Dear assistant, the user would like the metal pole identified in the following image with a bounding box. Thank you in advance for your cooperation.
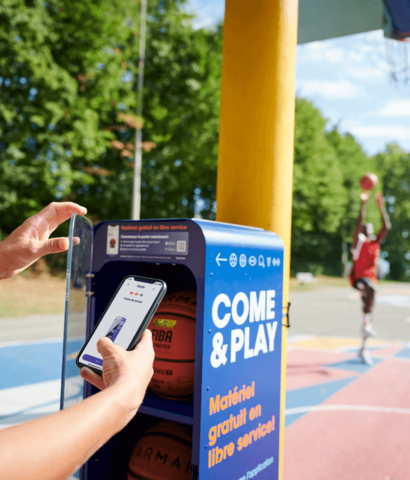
[132,0,147,220]
[215,0,299,476]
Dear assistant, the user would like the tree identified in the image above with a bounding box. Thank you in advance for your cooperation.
[0,0,222,239]
[291,98,347,275]
[80,1,223,221]
[1,1,408,280]
[291,98,393,277]
[376,144,410,280]
[0,0,143,239]
[326,127,381,241]
[140,3,222,219]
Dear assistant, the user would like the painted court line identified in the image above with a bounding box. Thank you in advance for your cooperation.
[0,337,83,348]
[0,337,63,348]
[285,404,410,416]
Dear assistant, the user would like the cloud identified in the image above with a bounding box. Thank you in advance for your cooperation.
[348,66,386,79]
[187,0,224,29]
[376,100,410,117]
[300,79,362,99]
[348,125,410,139]
[301,43,345,62]
[298,30,389,76]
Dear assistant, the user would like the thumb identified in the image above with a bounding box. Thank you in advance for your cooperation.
[97,336,118,358]
[134,329,153,351]
[131,329,155,360]
[39,237,69,256]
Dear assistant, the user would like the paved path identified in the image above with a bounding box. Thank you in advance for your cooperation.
[0,314,64,344]
[289,283,410,340]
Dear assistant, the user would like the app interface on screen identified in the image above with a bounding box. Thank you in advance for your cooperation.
[80,278,163,369]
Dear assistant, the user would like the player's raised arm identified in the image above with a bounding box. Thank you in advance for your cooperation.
[375,192,391,243]
[352,192,369,250]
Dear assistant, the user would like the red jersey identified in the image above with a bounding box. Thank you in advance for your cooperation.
[350,235,380,285]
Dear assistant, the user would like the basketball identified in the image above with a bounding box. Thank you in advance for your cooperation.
[359,173,378,191]
[148,291,196,400]
[128,421,192,480]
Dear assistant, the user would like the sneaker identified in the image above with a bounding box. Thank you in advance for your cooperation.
[362,324,377,338]
[359,348,373,365]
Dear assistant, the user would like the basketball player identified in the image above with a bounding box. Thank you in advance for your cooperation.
[0,202,155,480]
[350,191,391,365]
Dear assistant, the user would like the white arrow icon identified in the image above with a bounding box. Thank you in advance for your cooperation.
[216,253,227,266]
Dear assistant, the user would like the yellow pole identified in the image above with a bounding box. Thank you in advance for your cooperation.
[215,0,298,477]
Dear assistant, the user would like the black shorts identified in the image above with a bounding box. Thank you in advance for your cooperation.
[353,277,377,292]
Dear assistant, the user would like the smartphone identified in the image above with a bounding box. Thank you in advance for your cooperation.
[76,275,167,374]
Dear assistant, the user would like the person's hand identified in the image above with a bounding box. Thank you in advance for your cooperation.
[0,202,87,280]
[80,330,155,420]
[375,191,384,210]
[360,191,369,203]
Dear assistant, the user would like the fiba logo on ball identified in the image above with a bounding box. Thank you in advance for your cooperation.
[148,291,196,400]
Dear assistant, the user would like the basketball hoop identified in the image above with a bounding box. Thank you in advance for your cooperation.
[383,0,410,83]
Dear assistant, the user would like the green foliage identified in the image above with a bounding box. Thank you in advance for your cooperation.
[326,127,381,239]
[140,2,222,219]
[292,99,346,275]
[0,1,409,280]
[0,0,222,236]
[0,0,140,238]
[376,145,410,280]
[291,99,402,278]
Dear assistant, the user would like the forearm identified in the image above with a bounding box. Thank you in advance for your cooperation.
[380,206,391,230]
[0,241,15,280]
[0,386,137,480]
[352,203,367,247]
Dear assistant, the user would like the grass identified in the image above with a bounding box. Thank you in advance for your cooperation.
[0,274,66,318]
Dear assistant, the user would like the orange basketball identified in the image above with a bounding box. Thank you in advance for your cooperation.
[148,291,196,400]
[128,421,192,480]
[359,173,378,191]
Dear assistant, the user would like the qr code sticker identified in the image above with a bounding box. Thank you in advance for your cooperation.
[177,240,186,252]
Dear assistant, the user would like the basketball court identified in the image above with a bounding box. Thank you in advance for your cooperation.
[284,335,410,479]
[0,281,409,478]
[284,282,410,479]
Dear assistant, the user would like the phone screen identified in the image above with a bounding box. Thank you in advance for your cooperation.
[78,277,164,370]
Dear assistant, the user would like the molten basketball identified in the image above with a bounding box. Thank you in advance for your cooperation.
[359,173,378,191]
[128,421,192,480]
[148,291,196,400]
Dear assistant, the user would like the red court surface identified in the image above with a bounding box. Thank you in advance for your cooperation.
[284,337,410,480]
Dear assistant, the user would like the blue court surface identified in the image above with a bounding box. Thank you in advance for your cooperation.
[1,335,409,433]
[0,339,83,428]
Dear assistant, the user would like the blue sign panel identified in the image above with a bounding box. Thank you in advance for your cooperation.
[199,222,284,480]
[67,218,284,480]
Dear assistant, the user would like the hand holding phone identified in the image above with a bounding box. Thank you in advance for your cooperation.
[79,330,156,427]
[76,276,167,374]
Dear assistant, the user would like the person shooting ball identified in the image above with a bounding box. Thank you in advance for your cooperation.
[349,174,391,365]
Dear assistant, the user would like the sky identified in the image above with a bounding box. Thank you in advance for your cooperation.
[186,0,410,155]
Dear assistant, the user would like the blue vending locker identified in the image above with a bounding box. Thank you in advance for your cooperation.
[62,218,284,480]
